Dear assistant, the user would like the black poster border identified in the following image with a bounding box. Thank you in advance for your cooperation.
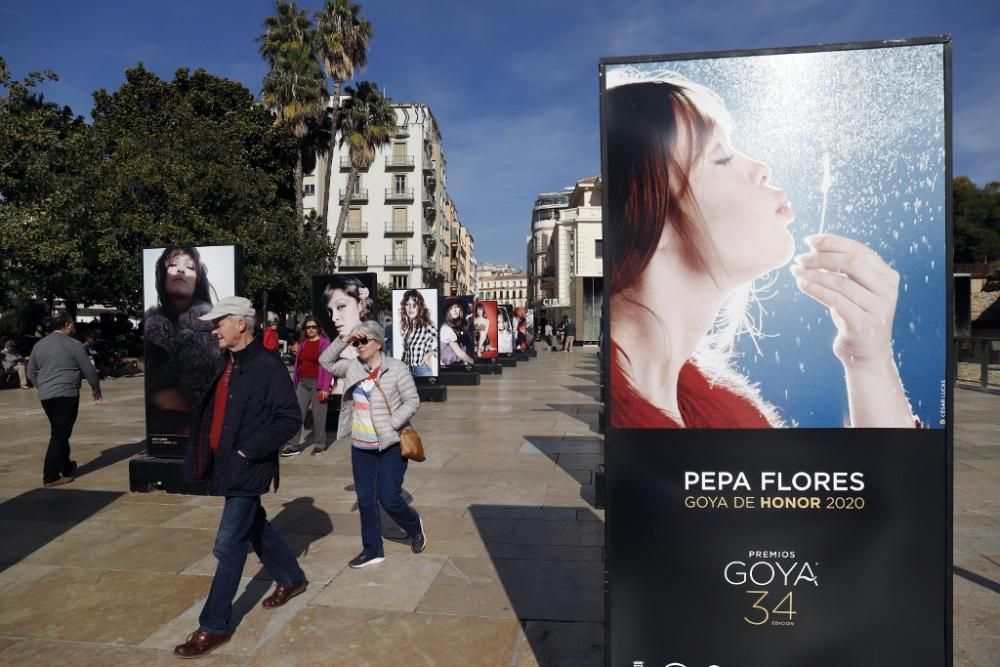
[598,36,954,666]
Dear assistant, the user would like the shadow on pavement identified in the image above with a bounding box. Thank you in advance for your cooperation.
[75,440,146,478]
[953,565,1000,594]
[0,488,124,573]
[543,404,601,434]
[470,504,604,665]
[230,496,331,629]
[563,385,602,402]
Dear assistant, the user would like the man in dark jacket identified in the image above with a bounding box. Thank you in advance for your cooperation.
[174,297,306,659]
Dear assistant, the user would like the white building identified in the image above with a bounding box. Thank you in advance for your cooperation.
[527,177,603,341]
[526,189,571,310]
[305,101,466,291]
[476,272,528,308]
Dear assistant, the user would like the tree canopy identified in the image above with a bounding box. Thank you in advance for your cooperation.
[953,176,1000,264]
[0,58,335,322]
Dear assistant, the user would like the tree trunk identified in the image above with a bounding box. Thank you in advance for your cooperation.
[294,146,304,236]
[321,82,341,232]
[331,167,358,269]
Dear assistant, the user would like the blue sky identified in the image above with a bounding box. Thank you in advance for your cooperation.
[2,0,997,268]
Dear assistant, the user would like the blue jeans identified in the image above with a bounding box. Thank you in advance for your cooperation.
[411,364,433,377]
[351,445,421,558]
[199,496,304,634]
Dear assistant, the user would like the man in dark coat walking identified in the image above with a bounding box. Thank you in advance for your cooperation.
[174,297,305,659]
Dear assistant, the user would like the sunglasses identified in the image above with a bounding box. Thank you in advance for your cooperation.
[351,337,371,347]
[305,325,318,330]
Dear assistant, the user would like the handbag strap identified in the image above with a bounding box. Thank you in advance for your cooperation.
[373,379,393,416]
[372,377,413,435]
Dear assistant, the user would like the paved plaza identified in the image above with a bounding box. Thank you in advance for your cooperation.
[0,348,996,665]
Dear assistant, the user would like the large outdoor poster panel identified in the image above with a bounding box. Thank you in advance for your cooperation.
[601,39,951,666]
[439,295,476,367]
[311,273,377,395]
[142,245,238,457]
[473,300,499,360]
[392,288,439,377]
[497,304,514,354]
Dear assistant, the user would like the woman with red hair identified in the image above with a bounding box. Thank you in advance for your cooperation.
[605,72,915,429]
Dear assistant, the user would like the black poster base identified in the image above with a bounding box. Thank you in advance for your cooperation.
[498,357,517,367]
[417,385,447,402]
[129,455,207,495]
[513,352,530,361]
[473,363,502,375]
[438,373,480,386]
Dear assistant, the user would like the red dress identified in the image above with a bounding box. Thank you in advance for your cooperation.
[610,343,774,429]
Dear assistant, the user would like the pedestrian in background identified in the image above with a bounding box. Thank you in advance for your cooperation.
[2,339,29,388]
[562,316,576,352]
[27,313,102,487]
[262,318,280,356]
[281,315,333,457]
[174,297,305,659]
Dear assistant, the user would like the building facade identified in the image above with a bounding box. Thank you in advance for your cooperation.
[526,189,571,311]
[526,177,603,342]
[304,101,472,292]
[476,272,528,308]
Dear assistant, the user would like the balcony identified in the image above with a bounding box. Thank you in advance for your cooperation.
[342,222,368,236]
[422,221,434,238]
[385,154,414,169]
[339,157,367,170]
[384,254,414,269]
[384,222,415,236]
[339,254,368,269]
[423,206,436,221]
[339,188,368,202]
[422,189,433,205]
[395,124,410,137]
[385,187,414,202]
[422,155,434,172]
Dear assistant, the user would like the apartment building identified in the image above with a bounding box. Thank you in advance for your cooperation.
[476,271,528,308]
[446,196,475,295]
[527,177,604,342]
[526,189,571,310]
[304,101,471,291]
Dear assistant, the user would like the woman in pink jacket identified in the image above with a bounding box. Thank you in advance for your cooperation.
[281,315,334,456]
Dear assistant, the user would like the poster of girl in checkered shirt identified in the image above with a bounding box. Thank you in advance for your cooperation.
[393,288,439,378]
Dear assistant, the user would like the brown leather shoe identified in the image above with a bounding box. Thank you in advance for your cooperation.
[173,628,231,659]
[261,578,307,609]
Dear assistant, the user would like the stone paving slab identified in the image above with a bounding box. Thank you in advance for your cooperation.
[0,348,996,665]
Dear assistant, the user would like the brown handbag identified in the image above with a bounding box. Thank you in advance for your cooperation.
[374,381,426,462]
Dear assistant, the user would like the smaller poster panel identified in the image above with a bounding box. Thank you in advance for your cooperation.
[312,273,378,395]
[498,304,514,355]
[143,244,238,456]
[513,306,533,351]
[439,295,476,367]
[393,288,439,378]
[473,300,499,360]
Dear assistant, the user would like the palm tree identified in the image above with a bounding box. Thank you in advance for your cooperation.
[258,1,328,233]
[314,0,372,228]
[331,81,395,266]
[258,0,311,66]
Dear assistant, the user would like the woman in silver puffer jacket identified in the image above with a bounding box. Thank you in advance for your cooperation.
[320,320,427,569]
